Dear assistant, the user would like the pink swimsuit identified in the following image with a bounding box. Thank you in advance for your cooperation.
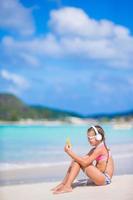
[95,142,111,162]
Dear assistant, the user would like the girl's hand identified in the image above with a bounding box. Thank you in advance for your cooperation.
[64,144,72,153]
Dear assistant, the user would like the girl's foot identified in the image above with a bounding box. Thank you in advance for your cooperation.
[53,185,72,194]
[51,183,64,191]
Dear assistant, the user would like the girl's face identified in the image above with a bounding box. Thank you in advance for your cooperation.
[87,130,99,146]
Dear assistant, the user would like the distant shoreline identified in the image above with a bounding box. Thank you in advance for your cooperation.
[0,117,133,127]
[0,117,99,126]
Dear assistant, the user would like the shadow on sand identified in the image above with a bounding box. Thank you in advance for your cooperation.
[72,178,96,189]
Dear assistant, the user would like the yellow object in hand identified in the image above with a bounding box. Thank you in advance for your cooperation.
[66,137,72,148]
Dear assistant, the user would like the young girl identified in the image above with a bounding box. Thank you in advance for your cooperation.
[51,125,114,194]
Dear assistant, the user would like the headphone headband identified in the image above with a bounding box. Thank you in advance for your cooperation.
[91,126,99,135]
[91,126,102,141]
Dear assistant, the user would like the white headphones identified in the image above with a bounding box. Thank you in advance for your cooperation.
[91,126,102,141]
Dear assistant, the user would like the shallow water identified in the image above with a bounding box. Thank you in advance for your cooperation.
[0,123,133,169]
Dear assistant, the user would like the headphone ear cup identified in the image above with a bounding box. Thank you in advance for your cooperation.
[96,134,102,141]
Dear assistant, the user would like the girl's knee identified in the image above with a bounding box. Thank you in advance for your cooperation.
[71,161,81,168]
[70,160,75,166]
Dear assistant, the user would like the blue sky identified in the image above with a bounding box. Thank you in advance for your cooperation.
[0,0,133,115]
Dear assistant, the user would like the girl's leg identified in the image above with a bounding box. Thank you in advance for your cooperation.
[51,160,76,191]
[54,164,107,194]
[84,165,106,185]
[53,161,81,194]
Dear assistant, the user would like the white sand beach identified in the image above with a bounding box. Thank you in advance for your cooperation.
[0,175,132,200]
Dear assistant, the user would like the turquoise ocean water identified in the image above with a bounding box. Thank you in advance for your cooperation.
[0,123,133,170]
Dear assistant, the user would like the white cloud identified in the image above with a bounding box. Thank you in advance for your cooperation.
[0,69,30,94]
[0,0,35,35]
[1,34,62,63]
[1,6,133,69]
[48,7,133,66]
[49,7,130,39]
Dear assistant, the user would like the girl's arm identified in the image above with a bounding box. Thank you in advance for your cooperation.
[64,145,101,168]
